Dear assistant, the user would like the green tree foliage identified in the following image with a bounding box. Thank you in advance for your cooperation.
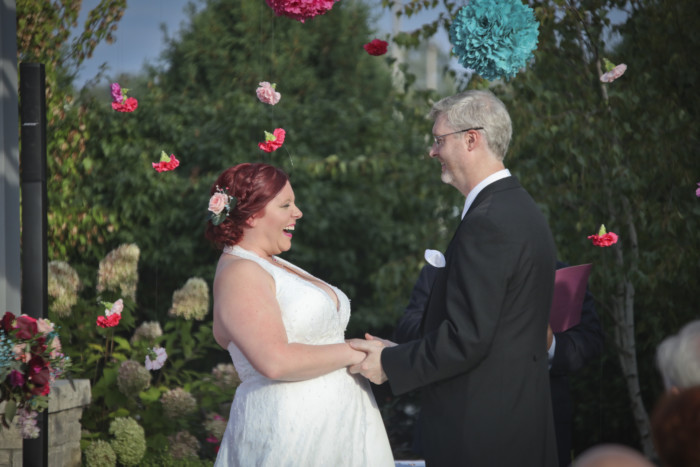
[16,0,127,261]
[507,0,700,456]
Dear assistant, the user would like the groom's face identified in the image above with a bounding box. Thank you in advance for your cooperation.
[429,114,466,187]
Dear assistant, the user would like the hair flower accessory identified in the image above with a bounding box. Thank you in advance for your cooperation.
[152,151,180,173]
[209,186,236,226]
[587,224,619,247]
[363,39,388,56]
[258,128,286,153]
[265,0,338,23]
[256,82,281,105]
[600,58,628,83]
[110,82,138,113]
[449,0,539,81]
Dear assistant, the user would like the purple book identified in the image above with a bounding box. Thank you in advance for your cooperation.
[549,264,593,333]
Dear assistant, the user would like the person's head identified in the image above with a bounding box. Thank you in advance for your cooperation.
[204,163,296,250]
[429,90,512,161]
[572,444,654,467]
[656,320,700,391]
[427,90,512,193]
[651,386,700,467]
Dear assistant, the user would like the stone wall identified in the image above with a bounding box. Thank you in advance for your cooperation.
[0,379,91,467]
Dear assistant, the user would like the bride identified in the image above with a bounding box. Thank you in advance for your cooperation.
[205,163,394,466]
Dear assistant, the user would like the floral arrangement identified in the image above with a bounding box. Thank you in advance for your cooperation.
[449,0,539,81]
[208,186,236,226]
[0,312,70,438]
[256,81,281,105]
[152,150,180,172]
[588,224,619,247]
[111,82,138,113]
[363,39,388,56]
[258,128,286,153]
[600,58,628,83]
[265,0,338,23]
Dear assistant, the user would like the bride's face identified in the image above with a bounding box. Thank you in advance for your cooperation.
[251,181,303,255]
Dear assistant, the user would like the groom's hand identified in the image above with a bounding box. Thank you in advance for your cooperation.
[347,333,395,384]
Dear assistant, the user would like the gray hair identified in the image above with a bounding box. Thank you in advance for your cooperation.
[429,90,513,161]
[656,320,700,390]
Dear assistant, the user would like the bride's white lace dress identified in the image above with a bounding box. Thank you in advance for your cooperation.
[214,245,394,467]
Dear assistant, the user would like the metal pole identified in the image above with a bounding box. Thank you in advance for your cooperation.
[20,62,49,467]
[1,0,22,316]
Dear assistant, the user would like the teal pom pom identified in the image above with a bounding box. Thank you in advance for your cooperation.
[449,0,539,81]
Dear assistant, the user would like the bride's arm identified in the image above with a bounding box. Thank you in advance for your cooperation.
[213,259,366,381]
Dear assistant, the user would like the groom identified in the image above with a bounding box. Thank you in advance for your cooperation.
[350,90,559,466]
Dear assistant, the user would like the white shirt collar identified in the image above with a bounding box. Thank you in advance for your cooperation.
[461,169,511,219]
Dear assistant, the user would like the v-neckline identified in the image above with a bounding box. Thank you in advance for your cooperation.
[225,245,341,313]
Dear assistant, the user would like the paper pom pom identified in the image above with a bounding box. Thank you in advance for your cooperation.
[449,0,539,81]
[265,0,338,23]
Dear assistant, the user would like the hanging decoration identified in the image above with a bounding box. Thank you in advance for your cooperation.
[258,128,286,153]
[449,0,539,81]
[363,39,388,56]
[256,82,282,105]
[600,58,628,83]
[110,82,138,113]
[265,0,338,23]
[152,151,180,173]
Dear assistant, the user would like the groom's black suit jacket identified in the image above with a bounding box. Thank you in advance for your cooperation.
[382,176,559,467]
[395,261,604,467]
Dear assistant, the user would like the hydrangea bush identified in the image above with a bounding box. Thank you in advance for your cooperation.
[49,244,239,463]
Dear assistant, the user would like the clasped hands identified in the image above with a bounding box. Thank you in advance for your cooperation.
[347,333,396,385]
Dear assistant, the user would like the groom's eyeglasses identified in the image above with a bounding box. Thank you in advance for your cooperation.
[433,127,484,147]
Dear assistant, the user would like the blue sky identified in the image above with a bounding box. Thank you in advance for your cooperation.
[73,0,450,87]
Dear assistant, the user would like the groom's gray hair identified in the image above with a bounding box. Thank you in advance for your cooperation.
[429,90,512,161]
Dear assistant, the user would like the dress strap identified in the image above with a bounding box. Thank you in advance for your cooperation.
[222,245,279,277]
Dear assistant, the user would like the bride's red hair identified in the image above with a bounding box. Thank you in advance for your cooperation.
[204,163,289,248]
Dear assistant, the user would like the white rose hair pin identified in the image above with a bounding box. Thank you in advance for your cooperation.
[208,186,237,226]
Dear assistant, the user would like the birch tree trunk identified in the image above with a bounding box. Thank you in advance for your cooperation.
[609,196,656,458]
